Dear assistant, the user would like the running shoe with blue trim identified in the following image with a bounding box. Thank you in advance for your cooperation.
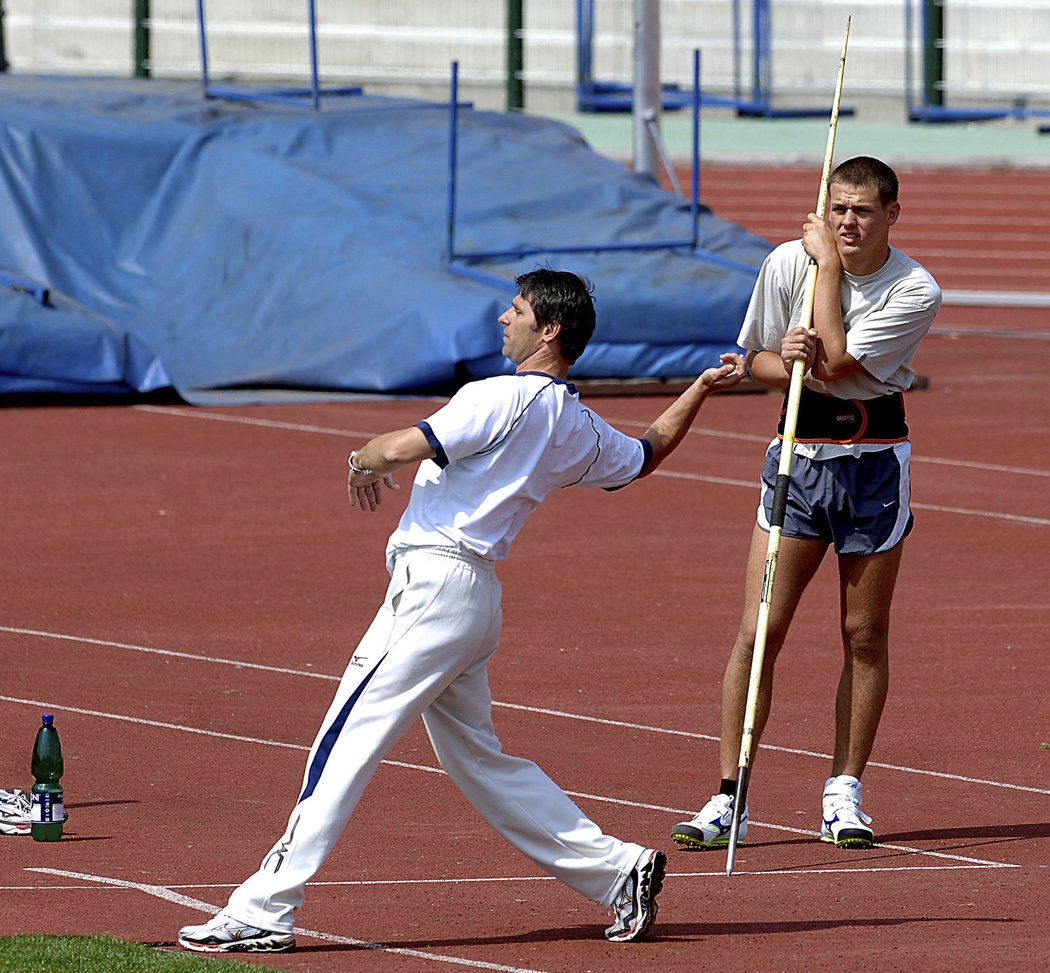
[671,793,747,850]
[821,775,875,848]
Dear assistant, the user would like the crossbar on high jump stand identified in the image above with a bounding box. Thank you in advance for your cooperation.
[575,0,695,113]
[724,16,851,878]
[576,0,853,120]
[195,0,362,110]
[904,0,1050,124]
[734,0,855,119]
[444,54,754,290]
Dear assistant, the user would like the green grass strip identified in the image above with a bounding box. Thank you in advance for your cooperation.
[0,935,291,972]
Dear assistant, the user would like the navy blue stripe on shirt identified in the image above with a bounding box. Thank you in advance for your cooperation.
[297,654,387,804]
[639,438,654,472]
[416,421,448,468]
[479,379,556,457]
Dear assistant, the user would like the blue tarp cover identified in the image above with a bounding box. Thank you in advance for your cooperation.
[0,77,772,402]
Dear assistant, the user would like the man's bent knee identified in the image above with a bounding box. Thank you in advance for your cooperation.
[841,622,890,667]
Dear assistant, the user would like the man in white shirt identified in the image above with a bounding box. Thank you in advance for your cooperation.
[672,157,941,854]
[178,268,745,953]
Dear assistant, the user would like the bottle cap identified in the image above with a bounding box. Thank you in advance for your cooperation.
[42,714,54,726]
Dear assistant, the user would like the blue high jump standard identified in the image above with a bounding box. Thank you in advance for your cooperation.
[195,0,362,110]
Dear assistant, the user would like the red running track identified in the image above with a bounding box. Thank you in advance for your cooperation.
[1,165,1048,972]
[689,164,1050,297]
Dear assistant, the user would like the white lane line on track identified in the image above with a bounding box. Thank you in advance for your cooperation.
[0,626,341,680]
[3,628,1049,799]
[6,854,1012,902]
[25,869,219,911]
[131,406,1050,525]
[0,692,312,750]
[25,869,549,973]
[655,472,1050,524]
[488,702,1050,798]
[132,404,381,437]
[909,502,1050,526]
[0,692,1029,869]
[671,863,1015,876]
[636,434,1050,481]
[133,403,1050,482]
[913,455,1050,478]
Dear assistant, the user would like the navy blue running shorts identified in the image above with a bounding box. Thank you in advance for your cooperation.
[757,441,914,555]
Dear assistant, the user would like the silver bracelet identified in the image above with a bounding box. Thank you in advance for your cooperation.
[347,451,375,477]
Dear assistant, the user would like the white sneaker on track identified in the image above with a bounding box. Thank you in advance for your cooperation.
[671,793,747,850]
[178,913,295,953]
[821,775,875,848]
[0,789,32,836]
[604,848,666,942]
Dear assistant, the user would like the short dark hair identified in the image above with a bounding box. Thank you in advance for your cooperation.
[829,156,899,205]
[514,269,597,365]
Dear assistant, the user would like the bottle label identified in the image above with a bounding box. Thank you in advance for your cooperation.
[31,790,64,824]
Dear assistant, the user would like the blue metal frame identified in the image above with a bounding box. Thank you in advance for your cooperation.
[446,55,757,287]
[733,0,854,118]
[575,0,694,112]
[575,0,852,119]
[196,0,362,110]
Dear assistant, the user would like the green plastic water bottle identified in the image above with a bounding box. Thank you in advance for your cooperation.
[31,714,64,842]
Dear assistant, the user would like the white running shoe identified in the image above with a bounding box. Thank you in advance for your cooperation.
[604,848,666,942]
[0,789,32,836]
[821,775,874,848]
[671,792,747,850]
[177,913,295,953]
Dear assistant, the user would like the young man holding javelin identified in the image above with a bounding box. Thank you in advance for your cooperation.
[178,268,746,953]
[672,157,941,852]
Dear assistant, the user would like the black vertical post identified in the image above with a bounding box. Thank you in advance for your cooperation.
[134,0,151,78]
[922,0,944,108]
[0,2,9,73]
[506,0,524,111]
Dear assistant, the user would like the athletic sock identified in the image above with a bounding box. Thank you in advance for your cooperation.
[719,778,737,798]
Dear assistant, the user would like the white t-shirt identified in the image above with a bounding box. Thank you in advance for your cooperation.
[738,240,941,457]
[385,372,649,563]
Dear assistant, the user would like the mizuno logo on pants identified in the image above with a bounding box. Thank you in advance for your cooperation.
[264,814,300,873]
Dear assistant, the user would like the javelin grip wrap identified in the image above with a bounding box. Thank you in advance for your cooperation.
[769,473,791,530]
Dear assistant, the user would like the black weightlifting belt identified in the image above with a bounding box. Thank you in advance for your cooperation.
[778,386,909,444]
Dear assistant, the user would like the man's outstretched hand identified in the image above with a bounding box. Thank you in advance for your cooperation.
[700,352,747,391]
[348,473,400,512]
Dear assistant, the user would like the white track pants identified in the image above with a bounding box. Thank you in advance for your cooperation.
[225,546,643,933]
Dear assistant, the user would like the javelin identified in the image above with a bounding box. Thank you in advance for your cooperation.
[724,16,852,877]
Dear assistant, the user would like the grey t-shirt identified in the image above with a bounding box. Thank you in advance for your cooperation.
[738,240,941,457]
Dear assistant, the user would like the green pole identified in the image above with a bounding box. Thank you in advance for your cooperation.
[922,0,943,107]
[506,0,524,111]
[134,0,150,78]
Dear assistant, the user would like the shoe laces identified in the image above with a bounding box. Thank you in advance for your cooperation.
[612,874,635,918]
[710,793,733,812]
[823,793,872,825]
[0,790,31,816]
